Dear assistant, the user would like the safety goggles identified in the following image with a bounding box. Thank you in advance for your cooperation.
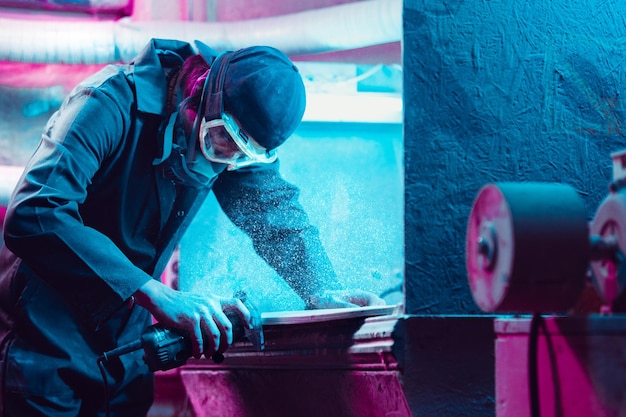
[198,112,277,171]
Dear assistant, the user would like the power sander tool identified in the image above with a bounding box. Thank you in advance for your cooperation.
[98,296,264,372]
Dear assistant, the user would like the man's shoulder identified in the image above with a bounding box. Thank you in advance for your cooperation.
[67,64,134,105]
[74,65,130,91]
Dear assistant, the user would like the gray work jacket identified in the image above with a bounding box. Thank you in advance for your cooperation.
[0,39,337,335]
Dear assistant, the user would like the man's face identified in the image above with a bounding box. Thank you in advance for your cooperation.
[204,124,242,160]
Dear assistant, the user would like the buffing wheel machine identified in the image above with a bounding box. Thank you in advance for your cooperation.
[466,149,626,313]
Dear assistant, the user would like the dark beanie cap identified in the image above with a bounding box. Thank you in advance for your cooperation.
[221,46,306,151]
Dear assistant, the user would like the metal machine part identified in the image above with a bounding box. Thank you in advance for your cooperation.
[588,191,626,309]
[589,149,626,311]
[466,182,590,313]
[141,324,195,371]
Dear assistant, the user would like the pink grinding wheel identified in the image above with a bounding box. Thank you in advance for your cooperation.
[466,183,590,313]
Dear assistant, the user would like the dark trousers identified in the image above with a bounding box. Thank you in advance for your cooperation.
[3,358,153,417]
[0,277,154,417]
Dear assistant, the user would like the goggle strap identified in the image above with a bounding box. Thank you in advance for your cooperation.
[188,52,234,167]
[204,52,233,120]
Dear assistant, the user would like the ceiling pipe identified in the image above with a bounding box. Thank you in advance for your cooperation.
[0,0,401,64]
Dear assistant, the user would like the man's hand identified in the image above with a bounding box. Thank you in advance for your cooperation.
[133,279,253,359]
[306,289,386,309]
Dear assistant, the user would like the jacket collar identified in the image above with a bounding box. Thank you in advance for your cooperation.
[132,38,196,116]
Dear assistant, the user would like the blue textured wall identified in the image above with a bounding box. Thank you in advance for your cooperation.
[404,0,626,314]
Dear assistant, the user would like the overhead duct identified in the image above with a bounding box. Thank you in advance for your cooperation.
[0,0,401,64]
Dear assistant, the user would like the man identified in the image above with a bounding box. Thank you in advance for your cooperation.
[0,38,384,416]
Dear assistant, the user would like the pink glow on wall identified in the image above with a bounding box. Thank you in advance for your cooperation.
[0,0,131,15]
[0,62,105,90]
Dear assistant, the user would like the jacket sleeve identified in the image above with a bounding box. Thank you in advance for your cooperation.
[212,161,343,302]
[3,79,153,328]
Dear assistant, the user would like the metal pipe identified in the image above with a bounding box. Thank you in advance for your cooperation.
[0,0,401,64]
